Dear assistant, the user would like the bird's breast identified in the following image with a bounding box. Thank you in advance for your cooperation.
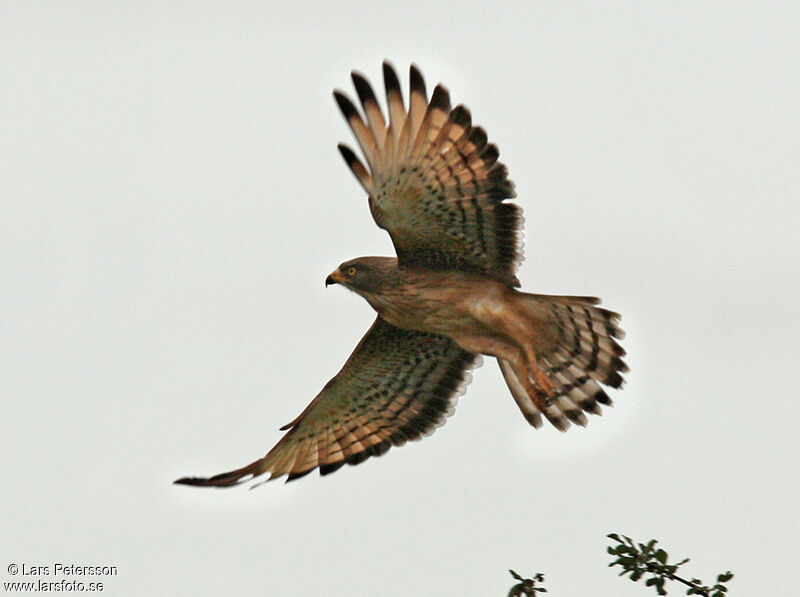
[360,271,508,338]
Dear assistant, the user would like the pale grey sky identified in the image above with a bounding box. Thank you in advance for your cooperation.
[2,2,798,595]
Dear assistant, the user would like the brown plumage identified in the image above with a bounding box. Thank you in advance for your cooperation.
[175,62,627,487]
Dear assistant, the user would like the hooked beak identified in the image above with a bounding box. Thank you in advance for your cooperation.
[325,269,344,287]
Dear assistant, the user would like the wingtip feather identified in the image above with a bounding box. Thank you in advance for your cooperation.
[333,90,360,120]
[409,63,426,97]
[429,84,451,112]
[351,71,378,106]
[383,61,401,93]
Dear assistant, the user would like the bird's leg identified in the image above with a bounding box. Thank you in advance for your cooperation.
[522,346,556,405]
[510,349,554,412]
[481,302,557,407]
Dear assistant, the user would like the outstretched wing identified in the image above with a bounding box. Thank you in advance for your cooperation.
[335,61,523,287]
[174,317,478,486]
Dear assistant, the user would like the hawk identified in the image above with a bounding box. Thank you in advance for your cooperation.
[175,62,627,486]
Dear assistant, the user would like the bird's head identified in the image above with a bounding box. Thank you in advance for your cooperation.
[325,257,397,294]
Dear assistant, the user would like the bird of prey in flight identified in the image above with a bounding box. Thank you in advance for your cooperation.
[175,62,627,487]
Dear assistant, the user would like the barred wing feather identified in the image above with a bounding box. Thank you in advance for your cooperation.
[174,317,478,485]
[335,61,523,287]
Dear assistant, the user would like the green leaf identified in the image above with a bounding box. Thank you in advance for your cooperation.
[655,549,668,564]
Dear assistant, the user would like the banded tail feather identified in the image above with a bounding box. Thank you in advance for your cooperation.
[500,294,628,432]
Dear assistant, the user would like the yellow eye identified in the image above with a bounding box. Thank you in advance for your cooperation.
[347,266,357,276]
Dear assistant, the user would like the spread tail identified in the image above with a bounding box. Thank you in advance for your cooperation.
[499,294,627,431]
